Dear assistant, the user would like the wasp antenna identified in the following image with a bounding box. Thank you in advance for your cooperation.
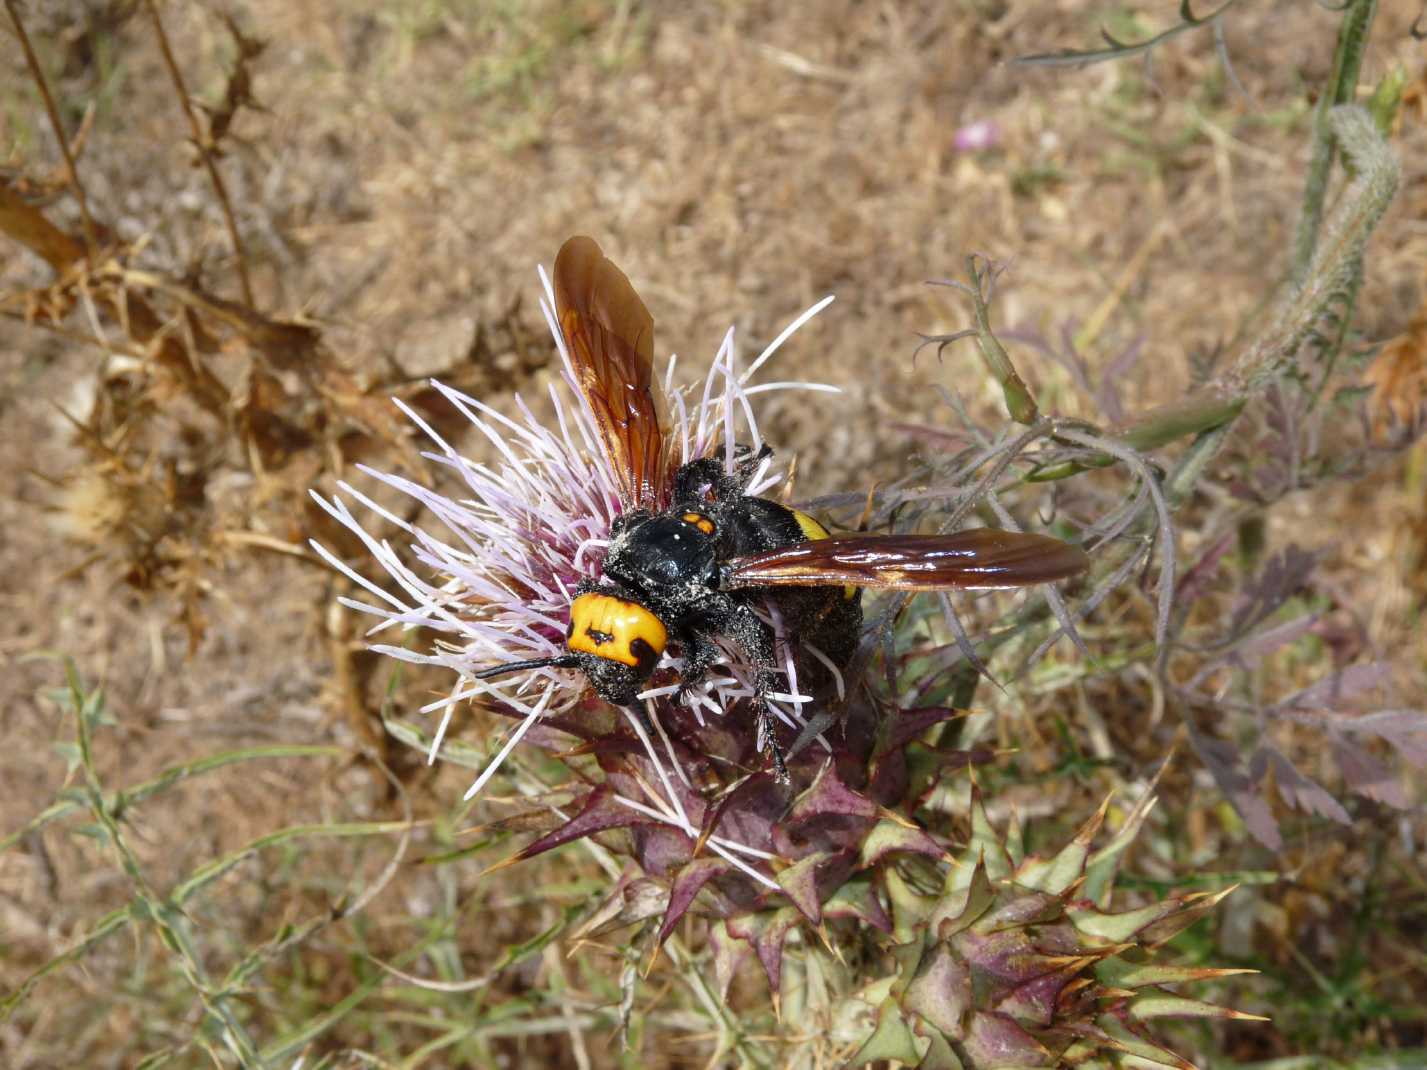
[472,654,580,680]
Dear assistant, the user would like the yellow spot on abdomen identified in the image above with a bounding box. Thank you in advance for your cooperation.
[790,509,831,542]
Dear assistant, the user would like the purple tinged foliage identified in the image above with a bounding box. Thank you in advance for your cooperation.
[773,850,835,923]
[859,821,948,867]
[1227,612,1319,666]
[1189,732,1285,851]
[963,1011,1049,1066]
[1174,532,1234,610]
[512,784,656,861]
[835,788,1259,1067]
[1251,747,1352,825]
[1340,711,1427,768]
[903,943,972,1033]
[787,764,880,823]
[1229,545,1318,636]
[659,857,734,943]
[1274,662,1389,712]
[727,907,802,995]
[1180,539,1422,848]
[1331,739,1410,810]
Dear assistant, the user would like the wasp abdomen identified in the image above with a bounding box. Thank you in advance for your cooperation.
[788,508,831,542]
[567,592,667,672]
[788,508,858,600]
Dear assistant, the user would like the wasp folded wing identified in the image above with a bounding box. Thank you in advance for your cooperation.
[554,235,670,509]
[722,530,1089,591]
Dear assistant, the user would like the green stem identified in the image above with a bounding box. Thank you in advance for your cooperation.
[1031,102,1395,486]
[1303,266,1364,415]
[1026,397,1245,483]
[1166,421,1236,509]
[1290,0,1378,283]
[966,256,1040,425]
[1225,107,1396,398]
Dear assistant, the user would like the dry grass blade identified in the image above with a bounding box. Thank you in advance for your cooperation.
[143,0,254,305]
[5,0,98,255]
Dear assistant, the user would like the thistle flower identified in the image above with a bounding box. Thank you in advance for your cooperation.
[310,253,837,880]
[310,255,1256,1068]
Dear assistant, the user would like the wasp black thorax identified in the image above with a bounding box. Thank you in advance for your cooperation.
[602,511,720,594]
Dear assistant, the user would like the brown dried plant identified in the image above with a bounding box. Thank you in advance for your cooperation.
[1,2,469,746]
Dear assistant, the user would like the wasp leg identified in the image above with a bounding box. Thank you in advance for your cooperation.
[722,599,789,783]
[672,457,729,502]
[732,442,774,488]
[622,700,656,741]
[676,590,788,781]
[756,672,789,783]
[672,629,722,707]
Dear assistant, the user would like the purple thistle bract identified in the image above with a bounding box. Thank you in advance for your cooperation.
[310,255,838,884]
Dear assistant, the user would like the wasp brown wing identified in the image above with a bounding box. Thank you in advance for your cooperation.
[722,530,1089,591]
[554,235,669,510]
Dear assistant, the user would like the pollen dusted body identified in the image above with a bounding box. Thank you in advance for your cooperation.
[562,451,863,776]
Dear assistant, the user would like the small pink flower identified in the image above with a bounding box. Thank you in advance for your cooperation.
[953,118,1002,153]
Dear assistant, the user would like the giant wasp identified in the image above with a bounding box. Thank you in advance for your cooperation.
[473,236,1087,779]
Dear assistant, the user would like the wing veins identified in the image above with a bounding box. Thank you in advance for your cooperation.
[723,531,1089,591]
[554,236,669,509]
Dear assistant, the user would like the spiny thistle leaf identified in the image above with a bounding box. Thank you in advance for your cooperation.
[834,794,1254,1069]
[850,997,922,1065]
